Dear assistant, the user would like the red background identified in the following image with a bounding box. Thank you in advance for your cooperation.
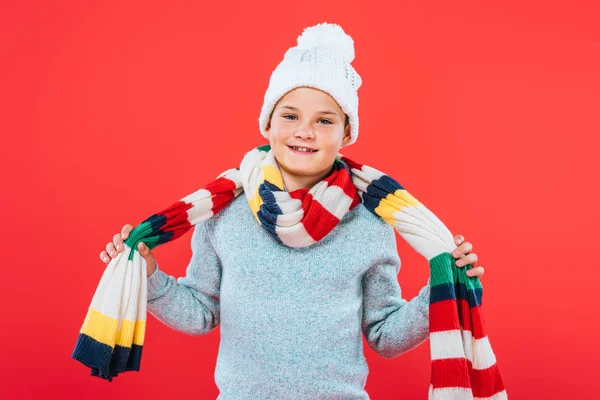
[1,1,598,399]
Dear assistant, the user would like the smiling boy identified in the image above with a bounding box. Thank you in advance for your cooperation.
[99,23,484,399]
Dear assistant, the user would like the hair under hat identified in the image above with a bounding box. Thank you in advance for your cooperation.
[258,22,363,146]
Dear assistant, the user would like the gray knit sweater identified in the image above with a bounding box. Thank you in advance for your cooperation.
[146,193,431,399]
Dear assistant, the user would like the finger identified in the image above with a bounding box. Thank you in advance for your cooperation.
[453,241,473,258]
[467,266,484,277]
[138,241,153,257]
[452,242,470,258]
[105,242,118,258]
[113,233,124,253]
[455,253,478,267]
[121,224,133,240]
[99,250,111,264]
[454,235,464,245]
[138,241,155,262]
[461,241,473,255]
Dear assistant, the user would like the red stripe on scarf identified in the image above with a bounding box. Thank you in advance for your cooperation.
[430,299,487,340]
[457,298,472,333]
[157,201,194,241]
[468,304,487,340]
[289,189,309,200]
[289,191,340,242]
[431,358,471,388]
[470,363,506,398]
[431,358,505,397]
[323,164,358,201]
[336,157,377,209]
[457,299,486,339]
[340,156,364,172]
[206,177,237,214]
[429,300,460,332]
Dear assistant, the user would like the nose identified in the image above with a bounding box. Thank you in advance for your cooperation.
[295,122,315,139]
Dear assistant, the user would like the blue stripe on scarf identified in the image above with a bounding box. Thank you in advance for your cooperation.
[71,333,143,382]
[332,158,347,173]
[362,175,405,215]
[91,344,143,381]
[430,281,483,308]
[155,231,175,246]
[143,213,166,230]
[134,213,175,248]
[257,181,284,243]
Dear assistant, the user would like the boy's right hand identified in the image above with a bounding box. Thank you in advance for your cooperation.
[99,224,157,277]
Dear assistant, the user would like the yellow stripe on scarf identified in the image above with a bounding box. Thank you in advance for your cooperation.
[80,308,146,347]
[248,163,284,224]
[374,189,421,225]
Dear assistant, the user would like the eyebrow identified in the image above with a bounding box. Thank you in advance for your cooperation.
[278,105,339,117]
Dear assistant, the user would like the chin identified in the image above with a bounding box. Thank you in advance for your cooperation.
[279,163,314,176]
[275,150,331,175]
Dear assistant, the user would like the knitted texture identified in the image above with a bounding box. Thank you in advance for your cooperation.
[72,145,507,399]
[148,193,430,399]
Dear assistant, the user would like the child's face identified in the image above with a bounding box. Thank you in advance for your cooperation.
[265,87,351,186]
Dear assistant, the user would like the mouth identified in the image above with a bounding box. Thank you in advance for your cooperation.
[287,145,318,155]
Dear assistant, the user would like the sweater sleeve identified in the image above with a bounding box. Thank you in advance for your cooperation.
[146,219,222,336]
[361,224,431,359]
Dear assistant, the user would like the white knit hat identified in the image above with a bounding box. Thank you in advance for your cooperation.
[258,22,363,146]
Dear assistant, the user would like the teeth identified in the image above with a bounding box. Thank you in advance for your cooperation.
[291,146,316,152]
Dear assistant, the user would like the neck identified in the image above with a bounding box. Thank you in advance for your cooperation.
[280,166,334,192]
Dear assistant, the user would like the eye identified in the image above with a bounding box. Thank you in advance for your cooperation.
[282,115,332,124]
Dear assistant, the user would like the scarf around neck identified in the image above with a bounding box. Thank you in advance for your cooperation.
[72,144,507,399]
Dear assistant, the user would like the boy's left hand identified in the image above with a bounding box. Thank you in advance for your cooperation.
[452,234,484,278]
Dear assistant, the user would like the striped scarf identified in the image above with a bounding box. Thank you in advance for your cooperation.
[72,144,507,399]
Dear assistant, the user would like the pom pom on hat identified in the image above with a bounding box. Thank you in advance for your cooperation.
[296,22,355,63]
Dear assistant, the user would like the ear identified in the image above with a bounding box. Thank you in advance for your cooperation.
[265,119,271,140]
[341,124,352,147]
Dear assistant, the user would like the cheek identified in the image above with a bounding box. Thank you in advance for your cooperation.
[320,137,343,154]
[269,129,294,147]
